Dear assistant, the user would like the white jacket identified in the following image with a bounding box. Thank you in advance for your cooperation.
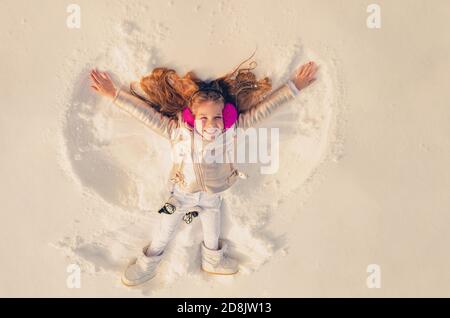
[112,80,300,194]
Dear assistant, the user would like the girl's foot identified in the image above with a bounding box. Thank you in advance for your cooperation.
[121,245,163,286]
[201,240,239,275]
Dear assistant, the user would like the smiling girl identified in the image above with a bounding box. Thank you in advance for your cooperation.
[90,56,317,286]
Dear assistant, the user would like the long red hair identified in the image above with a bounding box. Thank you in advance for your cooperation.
[137,51,273,118]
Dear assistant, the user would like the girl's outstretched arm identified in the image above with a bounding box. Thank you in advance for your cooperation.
[237,61,317,130]
[90,69,178,139]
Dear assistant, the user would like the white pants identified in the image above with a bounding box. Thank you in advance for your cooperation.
[147,184,223,256]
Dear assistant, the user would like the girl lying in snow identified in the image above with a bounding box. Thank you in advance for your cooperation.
[89,55,318,286]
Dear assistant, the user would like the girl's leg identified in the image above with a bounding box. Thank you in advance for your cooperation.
[146,185,198,256]
[198,195,238,275]
[146,212,185,256]
[198,194,222,250]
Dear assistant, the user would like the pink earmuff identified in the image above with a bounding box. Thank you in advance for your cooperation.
[182,102,238,129]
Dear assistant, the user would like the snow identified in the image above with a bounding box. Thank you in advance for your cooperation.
[52,20,344,294]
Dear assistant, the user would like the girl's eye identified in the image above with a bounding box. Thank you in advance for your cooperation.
[214,116,223,120]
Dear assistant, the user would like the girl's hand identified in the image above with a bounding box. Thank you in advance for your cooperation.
[90,68,117,99]
[292,61,318,91]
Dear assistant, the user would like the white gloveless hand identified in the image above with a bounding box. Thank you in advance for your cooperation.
[89,68,118,99]
[292,61,318,91]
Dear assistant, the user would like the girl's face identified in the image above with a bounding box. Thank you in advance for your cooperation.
[193,100,224,141]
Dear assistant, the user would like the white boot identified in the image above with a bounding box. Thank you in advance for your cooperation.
[201,240,239,275]
[121,244,163,287]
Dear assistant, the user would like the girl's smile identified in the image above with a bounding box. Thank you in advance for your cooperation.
[193,100,225,141]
